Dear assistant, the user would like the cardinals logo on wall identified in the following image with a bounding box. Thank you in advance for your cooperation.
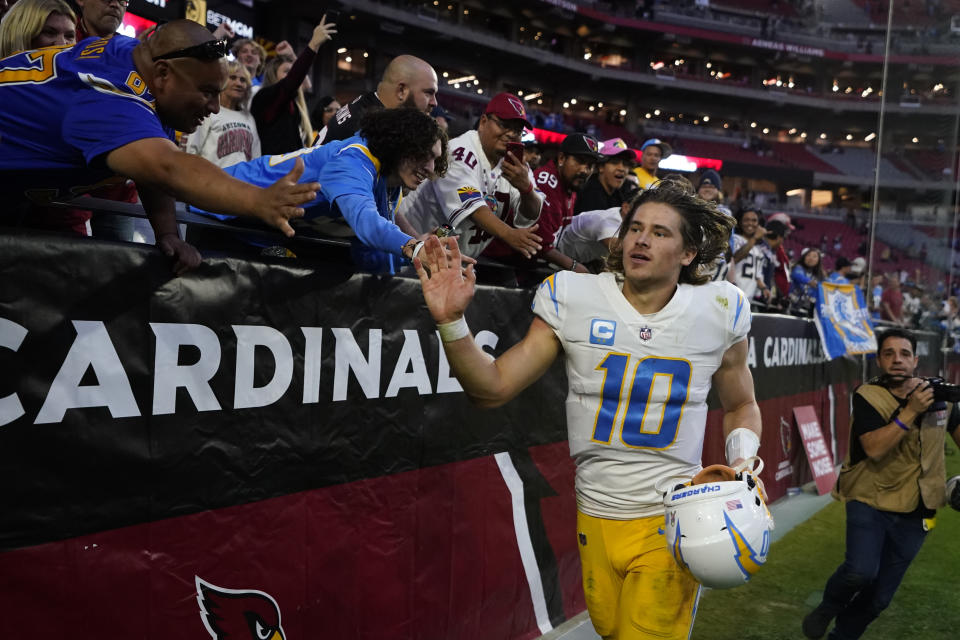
[196,576,286,640]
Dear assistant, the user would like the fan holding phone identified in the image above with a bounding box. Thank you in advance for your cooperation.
[398,92,546,260]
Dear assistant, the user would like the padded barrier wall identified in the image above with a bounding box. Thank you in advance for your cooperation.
[0,232,878,639]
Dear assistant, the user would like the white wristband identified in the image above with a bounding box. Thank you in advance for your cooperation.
[437,316,470,343]
[411,241,425,260]
[725,427,760,466]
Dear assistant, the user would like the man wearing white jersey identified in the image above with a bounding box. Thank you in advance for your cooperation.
[399,92,544,259]
[556,181,637,270]
[413,181,762,640]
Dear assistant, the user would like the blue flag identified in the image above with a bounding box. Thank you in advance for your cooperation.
[813,282,877,359]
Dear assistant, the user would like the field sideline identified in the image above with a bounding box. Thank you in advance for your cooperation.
[693,441,960,640]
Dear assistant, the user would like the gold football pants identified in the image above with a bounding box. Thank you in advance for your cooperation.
[577,510,701,640]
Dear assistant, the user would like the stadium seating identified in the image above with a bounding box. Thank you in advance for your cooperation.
[850,0,960,27]
[884,154,926,180]
[771,142,844,173]
[906,149,957,179]
[671,138,786,168]
[713,0,799,18]
[785,215,947,283]
[813,146,915,181]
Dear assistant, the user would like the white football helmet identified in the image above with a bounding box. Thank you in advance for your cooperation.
[660,458,774,589]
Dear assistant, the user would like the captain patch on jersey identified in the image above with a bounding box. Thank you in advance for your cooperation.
[531,271,751,519]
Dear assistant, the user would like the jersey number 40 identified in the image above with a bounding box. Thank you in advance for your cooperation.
[592,354,691,449]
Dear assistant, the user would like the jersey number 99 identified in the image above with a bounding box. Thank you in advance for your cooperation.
[592,354,691,449]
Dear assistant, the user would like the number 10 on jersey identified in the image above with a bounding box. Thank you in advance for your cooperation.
[592,354,692,448]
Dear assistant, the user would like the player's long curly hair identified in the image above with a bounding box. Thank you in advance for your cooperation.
[605,177,734,285]
[359,108,449,179]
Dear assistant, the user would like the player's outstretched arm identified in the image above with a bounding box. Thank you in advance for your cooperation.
[106,138,319,237]
[414,235,560,407]
[713,338,762,466]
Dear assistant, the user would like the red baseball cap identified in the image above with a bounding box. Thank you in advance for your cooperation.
[483,92,532,127]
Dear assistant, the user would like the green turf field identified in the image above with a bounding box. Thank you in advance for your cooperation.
[692,441,960,640]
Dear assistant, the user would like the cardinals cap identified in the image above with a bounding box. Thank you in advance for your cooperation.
[560,133,604,161]
[483,92,531,127]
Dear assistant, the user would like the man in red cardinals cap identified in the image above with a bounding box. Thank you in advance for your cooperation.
[399,92,544,260]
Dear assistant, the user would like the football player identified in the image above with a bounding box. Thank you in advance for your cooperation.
[413,180,763,640]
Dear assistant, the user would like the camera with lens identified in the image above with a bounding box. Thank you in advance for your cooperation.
[874,374,960,403]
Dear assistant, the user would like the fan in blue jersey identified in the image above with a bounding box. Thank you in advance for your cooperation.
[0,19,318,272]
[194,108,449,273]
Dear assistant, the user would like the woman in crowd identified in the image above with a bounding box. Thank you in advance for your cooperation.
[184,60,260,168]
[311,95,342,132]
[0,0,76,58]
[0,0,82,235]
[789,247,826,315]
[252,16,336,155]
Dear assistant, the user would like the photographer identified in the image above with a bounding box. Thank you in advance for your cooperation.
[803,328,960,640]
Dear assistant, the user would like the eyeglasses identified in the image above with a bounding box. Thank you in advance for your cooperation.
[487,114,524,135]
[152,39,229,62]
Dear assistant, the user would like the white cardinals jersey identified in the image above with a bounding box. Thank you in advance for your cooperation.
[398,130,543,258]
[732,234,766,300]
[531,271,751,519]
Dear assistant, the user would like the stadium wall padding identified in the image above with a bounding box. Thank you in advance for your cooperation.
[0,231,863,639]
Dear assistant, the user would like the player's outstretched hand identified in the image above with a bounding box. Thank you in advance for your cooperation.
[414,235,476,324]
[257,158,318,237]
[157,233,202,275]
[436,234,477,268]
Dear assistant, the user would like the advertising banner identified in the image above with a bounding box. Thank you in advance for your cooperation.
[794,405,838,495]
[813,282,876,360]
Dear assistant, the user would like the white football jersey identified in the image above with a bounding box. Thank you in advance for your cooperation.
[732,234,766,300]
[531,271,751,519]
[398,130,543,258]
[555,206,622,264]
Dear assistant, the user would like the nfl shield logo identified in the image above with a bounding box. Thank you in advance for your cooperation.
[639,327,653,341]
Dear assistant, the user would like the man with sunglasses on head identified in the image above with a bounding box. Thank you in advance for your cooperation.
[0,19,318,273]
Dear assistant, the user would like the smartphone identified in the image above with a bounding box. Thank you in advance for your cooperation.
[505,141,524,166]
[325,10,340,22]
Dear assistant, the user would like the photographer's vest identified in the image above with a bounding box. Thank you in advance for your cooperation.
[833,383,949,512]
